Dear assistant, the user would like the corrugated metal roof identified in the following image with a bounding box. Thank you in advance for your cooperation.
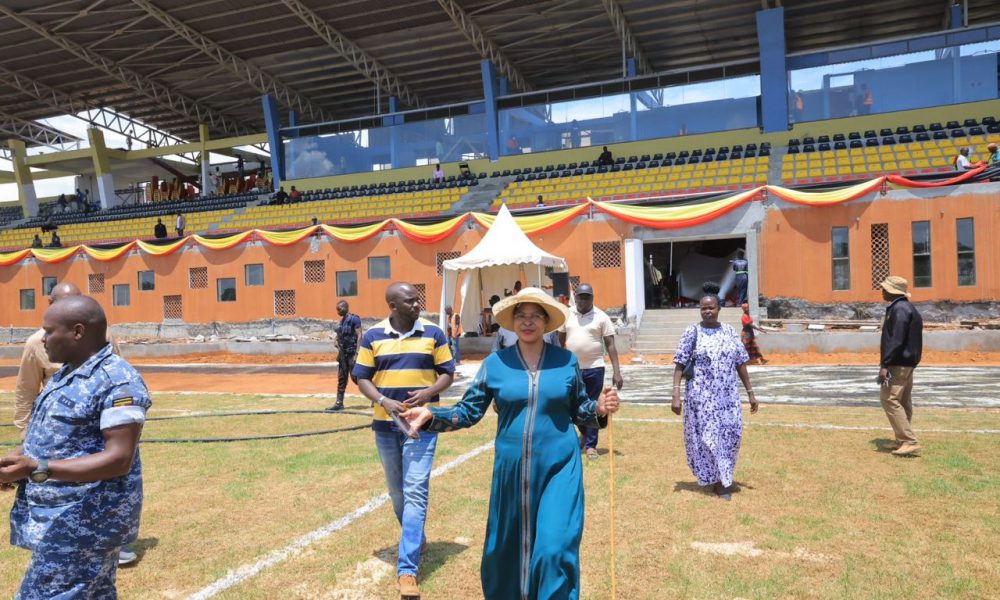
[0,0,995,146]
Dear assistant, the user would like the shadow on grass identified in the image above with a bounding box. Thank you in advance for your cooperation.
[673,480,755,496]
[871,438,898,453]
[121,537,159,569]
[593,448,624,458]
[372,540,470,580]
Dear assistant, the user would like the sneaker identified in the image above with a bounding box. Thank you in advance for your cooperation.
[118,548,138,566]
[398,574,420,599]
[891,442,922,456]
[585,447,599,460]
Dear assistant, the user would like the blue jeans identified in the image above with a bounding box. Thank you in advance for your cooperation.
[374,430,438,576]
[449,336,462,363]
[577,367,605,450]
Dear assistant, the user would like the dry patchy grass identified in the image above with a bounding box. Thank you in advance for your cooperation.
[1,392,999,599]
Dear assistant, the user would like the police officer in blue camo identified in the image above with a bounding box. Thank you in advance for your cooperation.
[0,296,151,599]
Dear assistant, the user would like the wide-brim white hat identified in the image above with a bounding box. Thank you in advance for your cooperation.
[492,287,568,334]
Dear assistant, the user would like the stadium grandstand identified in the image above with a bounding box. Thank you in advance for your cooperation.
[0,0,998,330]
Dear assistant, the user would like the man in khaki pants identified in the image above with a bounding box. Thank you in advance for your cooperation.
[877,276,923,456]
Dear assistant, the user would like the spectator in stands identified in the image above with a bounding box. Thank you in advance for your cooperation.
[84,189,91,206]
[861,84,874,115]
[793,90,804,122]
[272,186,288,205]
[987,143,1000,165]
[75,188,85,209]
[570,120,581,148]
[597,146,614,166]
[289,186,301,202]
[57,194,68,213]
[31,234,42,249]
[433,164,444,183]
[536,195,545,207]
[209,169,219,196]
[48,231,62,248]
[954,148,973,170]
[446,305,462,366]
[174,212,186,238]
[506,135,520,154]
[153,219,168,239]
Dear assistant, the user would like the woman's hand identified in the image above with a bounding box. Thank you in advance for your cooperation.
[596,387,620,417]
[748,390,759,414]
[671,388,682,415]
[399,406,433,430]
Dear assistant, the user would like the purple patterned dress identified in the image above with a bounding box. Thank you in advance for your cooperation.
[672,323,750,487]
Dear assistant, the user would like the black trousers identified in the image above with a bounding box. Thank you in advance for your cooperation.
[337,349,357,398]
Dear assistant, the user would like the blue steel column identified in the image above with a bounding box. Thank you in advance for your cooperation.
[948,3,963,29]
[481,60,500,160]
[385,96,400,168]
[756,7,789,133]
[627,58,638,141]
[262,94,284,190]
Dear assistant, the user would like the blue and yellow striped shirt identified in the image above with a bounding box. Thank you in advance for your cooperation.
[352,317,455,432]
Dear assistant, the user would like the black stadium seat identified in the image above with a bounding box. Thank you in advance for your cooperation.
[834,141,846,150]
[915,132,930,141]
[929,122,943,131]
[848,132,861,140]
[833,133,845,142]
[963,118,978,127]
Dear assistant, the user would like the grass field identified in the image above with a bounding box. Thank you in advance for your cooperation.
[1,390,999,599]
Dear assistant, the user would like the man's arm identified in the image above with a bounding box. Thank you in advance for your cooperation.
[354,317,363,348]
[603,334,624,389]
[13,339,45,433]
[0,424,141,484]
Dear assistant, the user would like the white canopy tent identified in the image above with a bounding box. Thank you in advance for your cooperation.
[439,204,568,332]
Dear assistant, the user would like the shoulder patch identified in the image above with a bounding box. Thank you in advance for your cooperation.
[111,396,134,407]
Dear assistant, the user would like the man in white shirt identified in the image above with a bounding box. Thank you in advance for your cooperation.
[559,284,623,459]
[954,148,972,170]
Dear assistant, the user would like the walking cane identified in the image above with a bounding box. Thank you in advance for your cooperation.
[607,408,618,600]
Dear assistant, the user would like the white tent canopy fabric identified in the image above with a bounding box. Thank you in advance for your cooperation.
[439,204,568,332]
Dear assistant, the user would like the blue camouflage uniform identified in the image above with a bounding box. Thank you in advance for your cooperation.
[10,343,151,600]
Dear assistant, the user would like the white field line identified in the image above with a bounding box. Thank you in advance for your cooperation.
[616,417,1000,435]
[186,440,494,600]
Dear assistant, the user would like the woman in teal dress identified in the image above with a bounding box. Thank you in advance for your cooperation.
[403,288,620,600]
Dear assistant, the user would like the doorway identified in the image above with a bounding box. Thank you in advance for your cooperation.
[643,236,747,308]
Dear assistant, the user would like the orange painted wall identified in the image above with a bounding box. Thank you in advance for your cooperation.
[759,189,1000,303]
[0,219,631,327]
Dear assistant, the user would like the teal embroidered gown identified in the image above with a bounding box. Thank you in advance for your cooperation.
[426,342,605,600]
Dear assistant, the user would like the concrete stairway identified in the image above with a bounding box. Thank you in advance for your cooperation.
[632,308,745,355]
[451,176,516,214]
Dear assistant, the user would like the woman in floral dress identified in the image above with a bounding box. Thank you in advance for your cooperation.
[671,290,759,499]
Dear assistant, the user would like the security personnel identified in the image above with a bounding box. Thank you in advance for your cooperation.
[0,296,151,599]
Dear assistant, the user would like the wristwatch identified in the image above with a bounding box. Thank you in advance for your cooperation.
[29,458,50,483]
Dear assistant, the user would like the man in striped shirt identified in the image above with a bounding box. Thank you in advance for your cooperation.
[353,282,454,600]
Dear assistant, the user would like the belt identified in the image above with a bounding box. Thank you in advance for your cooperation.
[735,271,748,275]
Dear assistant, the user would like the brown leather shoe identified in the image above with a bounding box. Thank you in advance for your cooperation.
[891,442,922,456]
[399,574,420,599]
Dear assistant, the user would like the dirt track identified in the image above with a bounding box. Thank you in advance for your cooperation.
[2,350,999,396]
